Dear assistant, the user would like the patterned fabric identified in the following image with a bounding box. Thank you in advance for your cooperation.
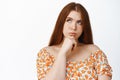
[36,47,112,80]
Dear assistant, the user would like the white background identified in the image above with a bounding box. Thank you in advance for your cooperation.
[0,0,120,80]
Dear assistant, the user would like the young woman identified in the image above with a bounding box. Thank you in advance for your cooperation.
[36,2,112,80]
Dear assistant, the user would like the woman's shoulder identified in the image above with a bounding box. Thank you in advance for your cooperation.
[86,44,107,58]
[37,45,57,59]
[84,44,101,53]
[45,45,59,52]
[42,45,59,58]
[39,45,56,51]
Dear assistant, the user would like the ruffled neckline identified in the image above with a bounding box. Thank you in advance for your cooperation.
[43,47,102,63]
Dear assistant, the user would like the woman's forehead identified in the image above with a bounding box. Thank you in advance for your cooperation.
[67,11,82,20]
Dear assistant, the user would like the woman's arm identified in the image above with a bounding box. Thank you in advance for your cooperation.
[45,50,66,80]
[90,45,112,80]
[45,38,76,80]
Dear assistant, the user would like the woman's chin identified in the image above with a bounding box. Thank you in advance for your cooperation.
[68,36,78,41]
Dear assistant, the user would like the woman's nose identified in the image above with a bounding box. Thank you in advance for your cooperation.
[71,23,77,30]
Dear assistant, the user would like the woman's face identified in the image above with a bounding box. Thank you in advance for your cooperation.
[63,10,83,41]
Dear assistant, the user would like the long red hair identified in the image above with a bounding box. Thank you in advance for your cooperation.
[48,2,94,46]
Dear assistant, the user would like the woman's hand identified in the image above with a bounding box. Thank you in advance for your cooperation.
[60,37,77,56]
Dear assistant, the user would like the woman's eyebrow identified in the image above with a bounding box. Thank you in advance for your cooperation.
[66,17,73,19]
[77,20,82,22]
[66,17,81,21]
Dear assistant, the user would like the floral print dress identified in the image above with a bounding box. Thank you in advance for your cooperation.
[36,47,112,80]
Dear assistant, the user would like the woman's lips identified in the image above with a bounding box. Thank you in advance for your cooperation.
[69,32,76,36]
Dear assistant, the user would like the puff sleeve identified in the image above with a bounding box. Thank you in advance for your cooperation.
[36,48,54,80]
[94,50,112,78]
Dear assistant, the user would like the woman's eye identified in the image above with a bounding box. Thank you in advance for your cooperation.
[77,20,82,25]
[66,19,72,23]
